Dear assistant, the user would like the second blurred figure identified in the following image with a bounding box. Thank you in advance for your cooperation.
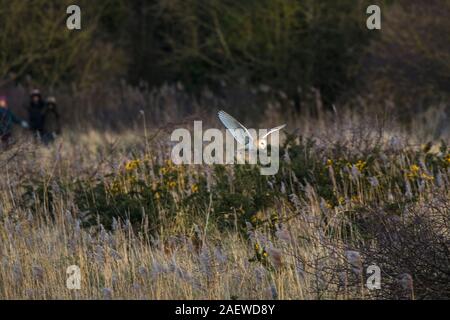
[43,96,61,143]
[28,89,46,139]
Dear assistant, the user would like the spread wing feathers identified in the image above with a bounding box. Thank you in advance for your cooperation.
[218,110,253,146]
[261,124,286,139]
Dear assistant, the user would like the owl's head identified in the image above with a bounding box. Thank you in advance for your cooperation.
[258,139,267,150]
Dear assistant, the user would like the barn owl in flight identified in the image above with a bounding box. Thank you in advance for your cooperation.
[218,110,286,151]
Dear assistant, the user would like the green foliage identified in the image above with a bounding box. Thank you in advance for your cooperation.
[18,137,447,237]
[3,0,450,119]
[150,0,374,103]
[359,0,450,116]
[0,0,126,87]
[3,0,375,104]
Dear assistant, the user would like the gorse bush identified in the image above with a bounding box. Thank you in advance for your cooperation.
[72,158,280,233]
[22,133,448,241]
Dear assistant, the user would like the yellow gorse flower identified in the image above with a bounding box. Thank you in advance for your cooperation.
[159,159,179,175]
[168,181,177,189]
[326,159,333,167]
[407,164,420,179]
[406,164,434,180]
[125,160,140,171]
[445,154,450,165]
[355,160,366,172]
[421,172,434,181]
[191,184,199,193]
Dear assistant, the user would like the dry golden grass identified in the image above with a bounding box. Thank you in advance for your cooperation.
[0,114,449,300]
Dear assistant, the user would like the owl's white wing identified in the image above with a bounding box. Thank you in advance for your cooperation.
[261,124,286,139]
[218,110,253,146]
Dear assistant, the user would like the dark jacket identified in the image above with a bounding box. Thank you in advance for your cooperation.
[0,108,22,136]
[28,101,46,131]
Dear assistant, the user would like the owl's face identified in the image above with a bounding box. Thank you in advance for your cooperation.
[258,139,267,150]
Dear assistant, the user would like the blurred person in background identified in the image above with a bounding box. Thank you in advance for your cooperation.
[0,96,29,148]
[27,89,46,140]
[42,96,61,143]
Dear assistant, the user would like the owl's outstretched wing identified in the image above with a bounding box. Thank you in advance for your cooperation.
[261,124,286,139]
[218,110,253,147]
